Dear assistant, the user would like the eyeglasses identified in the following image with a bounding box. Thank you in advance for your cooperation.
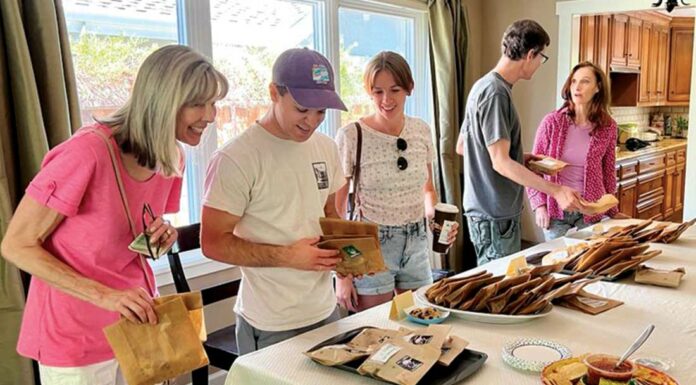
[539,52,549,64]
[142,203,160,260]
[396,138,408,171]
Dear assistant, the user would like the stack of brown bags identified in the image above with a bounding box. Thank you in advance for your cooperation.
[306,325,468,385]
[562,240,662,279]
[424,266,602,316]
[425,269,623,316]
[587,218,695,244]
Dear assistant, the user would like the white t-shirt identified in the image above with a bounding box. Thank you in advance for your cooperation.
[335,116,434,225]
[203,123,346,331]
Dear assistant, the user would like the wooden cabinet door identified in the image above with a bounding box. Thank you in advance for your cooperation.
[674,163,685,211]
[579,16,597,63]
[627,17,642,69]
[639,21,653,103]
[596,15,611,75]
[618,179,637,218]
[655,26,669,104]
[668,21,694,102]
[664,164,675,218]
[610,15,628,68]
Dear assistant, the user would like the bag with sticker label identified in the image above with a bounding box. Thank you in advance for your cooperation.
[317,218,386,276]
[357,339,441,385]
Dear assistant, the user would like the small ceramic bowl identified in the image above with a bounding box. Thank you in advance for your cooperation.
[404,305,450,325]
[583,354,635,385]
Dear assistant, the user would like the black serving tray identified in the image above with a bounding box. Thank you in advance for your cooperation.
[306,326,487,385]
[525,250,634,282]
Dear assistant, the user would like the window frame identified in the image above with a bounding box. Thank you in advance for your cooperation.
[63,0,431,279]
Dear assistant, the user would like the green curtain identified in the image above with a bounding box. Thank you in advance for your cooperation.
[0,0,81,384]
[428,0,476,273]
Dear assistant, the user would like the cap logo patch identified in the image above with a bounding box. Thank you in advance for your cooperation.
[312,64,330,84]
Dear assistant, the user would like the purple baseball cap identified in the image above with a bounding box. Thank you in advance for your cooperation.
[272,48,347,111]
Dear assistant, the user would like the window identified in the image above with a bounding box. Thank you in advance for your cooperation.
[64,0,430,275]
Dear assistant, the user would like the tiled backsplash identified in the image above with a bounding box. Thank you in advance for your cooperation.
[612,106,689,126]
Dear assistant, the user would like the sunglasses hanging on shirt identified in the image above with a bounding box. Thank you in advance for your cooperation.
[396,138,408,171]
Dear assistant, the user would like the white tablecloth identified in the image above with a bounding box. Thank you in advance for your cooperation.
[225,220,696,385]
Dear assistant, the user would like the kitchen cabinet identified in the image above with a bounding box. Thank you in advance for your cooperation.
[615,142,687,222]
[609,15,641,71]
[655,25,670,104]
[639,21,653,103]
[668,18,694,103]
[578,11,689,106]
[579,15,610,74]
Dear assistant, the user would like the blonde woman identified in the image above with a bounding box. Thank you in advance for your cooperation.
[334,51,457,312]
[1,45,228,385]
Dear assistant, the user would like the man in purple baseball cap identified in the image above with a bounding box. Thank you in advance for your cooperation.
[201,47,348,355]
[273,47,347,111]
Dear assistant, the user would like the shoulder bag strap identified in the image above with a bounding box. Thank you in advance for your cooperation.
[90,128,155,295]
[348,122,363,220]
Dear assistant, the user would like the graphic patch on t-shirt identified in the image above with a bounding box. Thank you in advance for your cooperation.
[312,162,329,190]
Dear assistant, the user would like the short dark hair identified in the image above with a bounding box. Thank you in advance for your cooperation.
[501,19,550,60]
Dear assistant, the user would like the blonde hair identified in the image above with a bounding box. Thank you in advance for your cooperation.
[98,45,229,177]
[363,51,414,94]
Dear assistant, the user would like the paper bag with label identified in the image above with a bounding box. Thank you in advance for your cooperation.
[104,295,209,385]
[634,265,686,288]
[557,289,623,315]
[318,218,386,276]
[528,157,568,175]
[357,340,441,385]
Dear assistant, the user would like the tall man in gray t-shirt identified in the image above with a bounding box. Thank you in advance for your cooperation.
[456,20,583,266]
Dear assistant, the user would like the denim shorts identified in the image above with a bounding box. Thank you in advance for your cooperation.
[543,211,592,241]
[353,220,433,295]
[466,215,521,266]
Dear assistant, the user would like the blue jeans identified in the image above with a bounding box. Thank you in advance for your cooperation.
[235,306,341,355]
[466,215,521,266]
[543,211,591,241]
[353,220,433,295]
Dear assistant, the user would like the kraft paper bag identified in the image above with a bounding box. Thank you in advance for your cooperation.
[318,218,386,276]
[154,292,207,341]
[104,295,209,385]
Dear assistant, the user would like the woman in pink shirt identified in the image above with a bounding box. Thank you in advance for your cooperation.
[1,45,228,385]
[527,61,625,240]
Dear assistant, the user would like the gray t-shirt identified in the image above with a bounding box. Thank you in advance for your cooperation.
[461,71,524,220]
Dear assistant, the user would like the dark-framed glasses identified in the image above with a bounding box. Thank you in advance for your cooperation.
[142,203,160,260]
[539,52,549,64]
[396,138,408,171]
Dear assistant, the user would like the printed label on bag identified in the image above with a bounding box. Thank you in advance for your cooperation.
[342,245,362,259]
[396,356,423,371]
[577,296,608,308]
[369,343,401,364]
[438,220,456,244]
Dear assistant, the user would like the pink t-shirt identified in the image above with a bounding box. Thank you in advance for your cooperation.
[558,122,592,193]
[17,124,182,367]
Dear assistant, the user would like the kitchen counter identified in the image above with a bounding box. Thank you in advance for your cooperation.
[616,138,688,161]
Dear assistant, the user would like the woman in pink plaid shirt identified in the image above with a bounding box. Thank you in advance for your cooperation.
[527,61,628,240]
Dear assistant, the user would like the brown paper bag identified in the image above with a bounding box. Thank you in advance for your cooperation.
[557,289,623,315]
[318,218,386,276]
[154,292,206,341]
[104,295,209,385]
[634,265,686,288]
[317,236,386,276]
[528,157,568,175]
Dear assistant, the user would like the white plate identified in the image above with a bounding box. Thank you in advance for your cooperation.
[502,338,572,372]
[413,286,553,324]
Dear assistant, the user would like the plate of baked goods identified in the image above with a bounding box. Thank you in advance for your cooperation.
[541,354,679,385]
[414,267,593,324]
